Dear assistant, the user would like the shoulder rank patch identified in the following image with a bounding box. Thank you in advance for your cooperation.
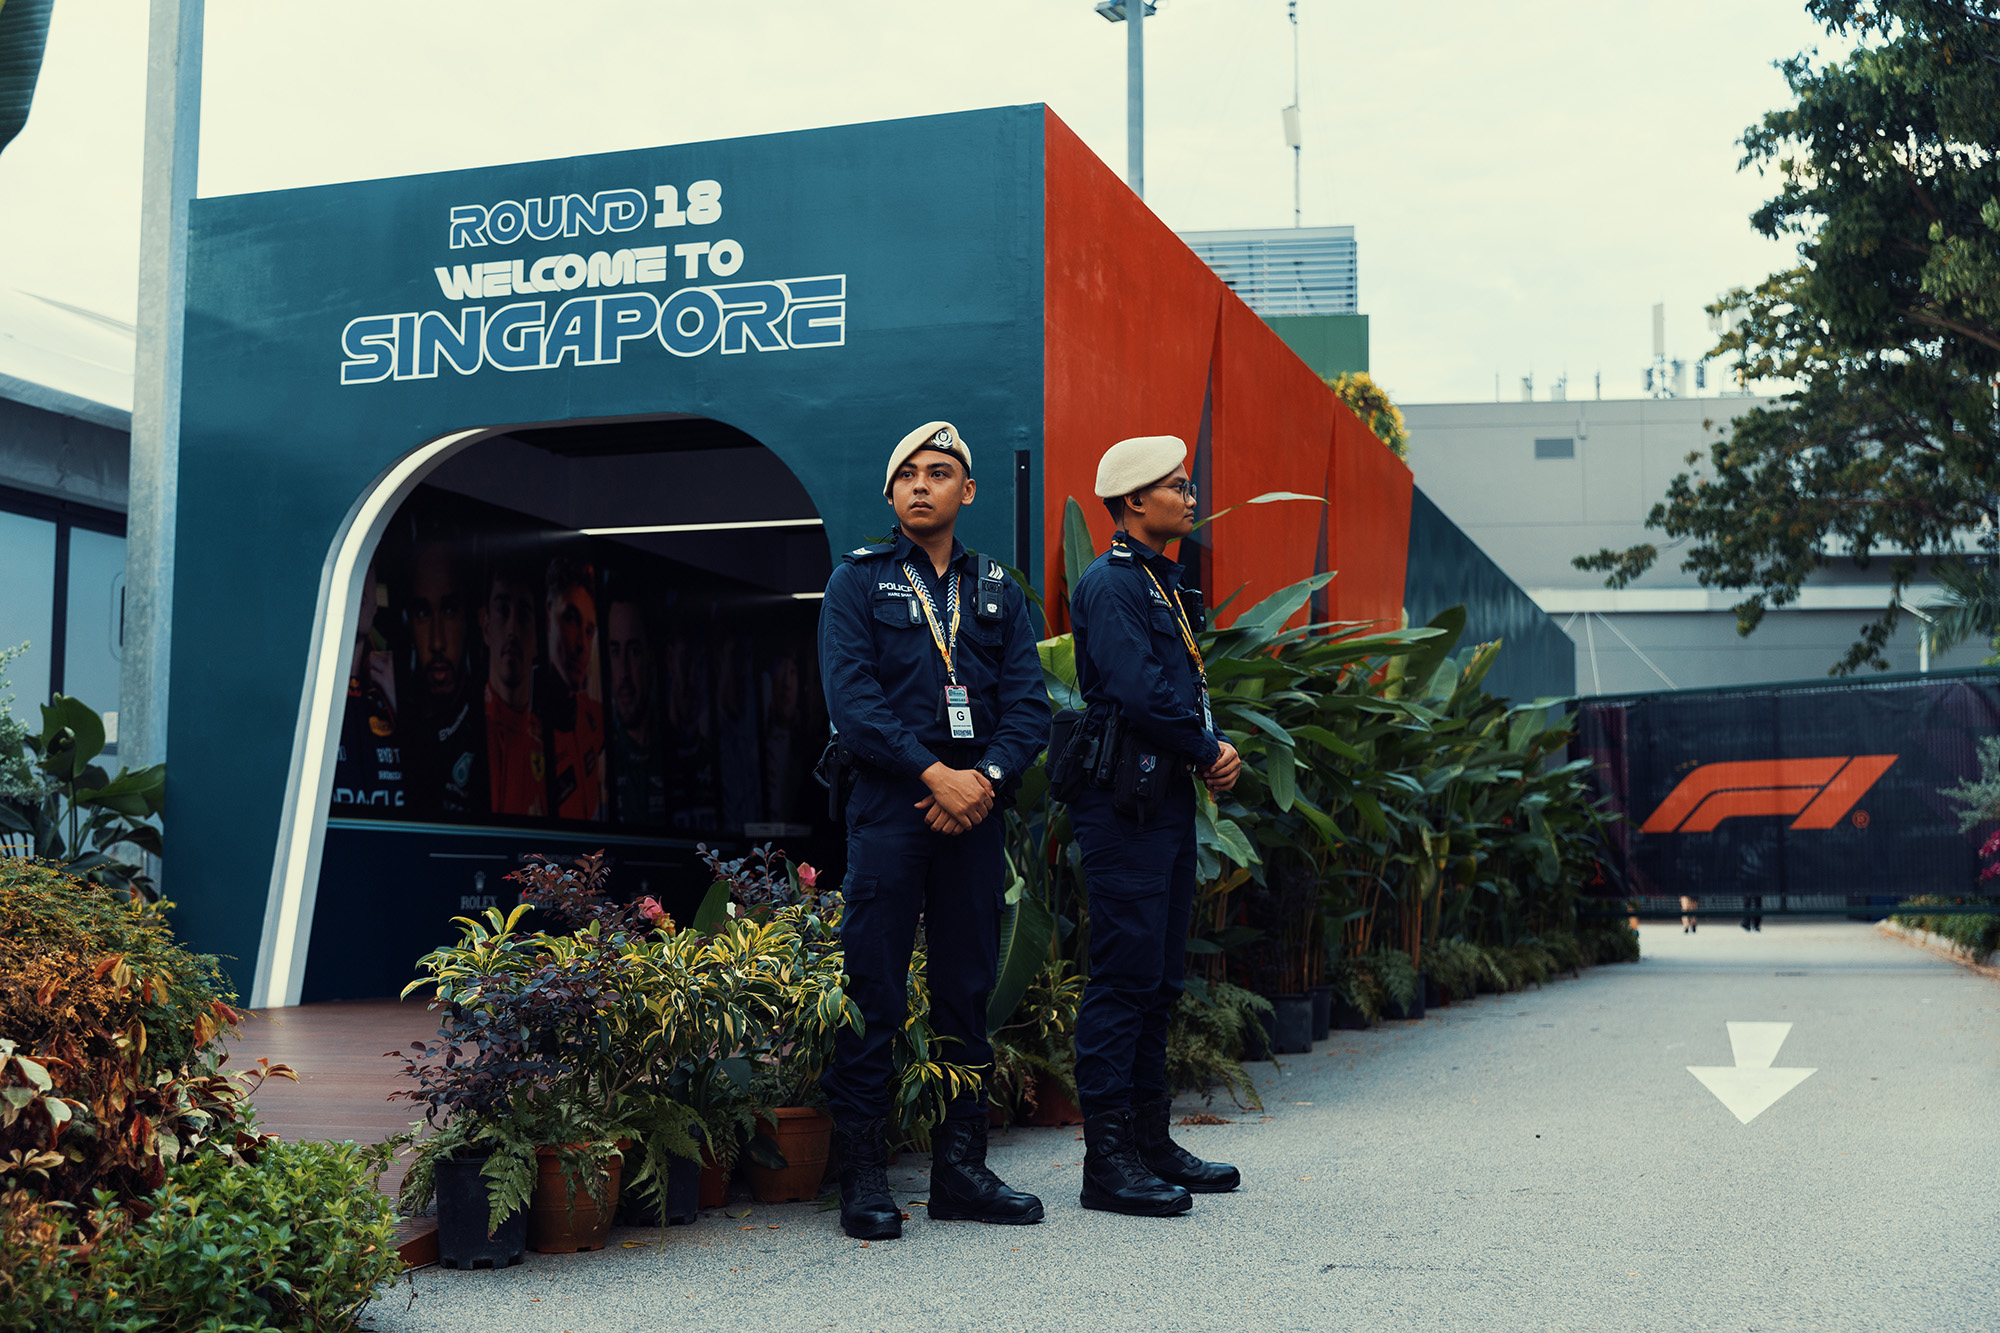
[843,541,895,564]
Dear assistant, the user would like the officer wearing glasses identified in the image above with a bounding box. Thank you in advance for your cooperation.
[817,421,1052,1240]
[1067,434,1244,1216]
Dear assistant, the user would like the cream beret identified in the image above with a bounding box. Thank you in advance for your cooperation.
[1094,434,1188,498]
[883,421,972,497]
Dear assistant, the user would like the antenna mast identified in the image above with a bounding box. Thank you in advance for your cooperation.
[1285,1,1301,227]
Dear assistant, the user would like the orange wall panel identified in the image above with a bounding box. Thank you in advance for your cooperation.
[1329,401,1412,631]
[1206,296,1335,623]
[1041,111,1219,627]
[1040,106,1410,633]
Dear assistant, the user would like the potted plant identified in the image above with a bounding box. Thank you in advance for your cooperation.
[389,923,565,1269]
[392,857,648,1260]
[741,900,852,1204]
[991,959,1084,1128]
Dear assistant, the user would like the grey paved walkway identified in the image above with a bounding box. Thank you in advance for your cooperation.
[361,922,2000,1332]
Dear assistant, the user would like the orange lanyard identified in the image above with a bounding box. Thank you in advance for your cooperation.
[1136,560,1206,686]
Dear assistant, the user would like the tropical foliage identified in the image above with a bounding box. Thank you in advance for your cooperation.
[0,666,166,903]
[0,858,284,1212]
[0,0,54,161]
[0,859,395,1332]
[391,847,983,1231]
[986,500,1632,1111]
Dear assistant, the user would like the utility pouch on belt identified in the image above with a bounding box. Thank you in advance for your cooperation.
[1088,708,1124,792]
[1045,708,1087,801]
[813,737,860,823]
[1111,727,1168,823]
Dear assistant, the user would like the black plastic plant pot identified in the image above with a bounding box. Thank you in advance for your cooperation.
[1243,1005,1275,1061]
[1331,993,1369,1030]
[434,1154,527,1270]
[616,1151,702,1227]
[1424,972,1446,1009]
[1271,993,1314,1054]
[1309,984,1333,1041]
[1386,974,1428,1022]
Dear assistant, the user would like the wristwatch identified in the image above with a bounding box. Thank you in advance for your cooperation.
[981,762,1006,786]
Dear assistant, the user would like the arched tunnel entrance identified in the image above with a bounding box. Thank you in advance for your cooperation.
[303,415,837,1002]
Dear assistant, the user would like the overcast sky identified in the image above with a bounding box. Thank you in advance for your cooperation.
[0,0,1837,405]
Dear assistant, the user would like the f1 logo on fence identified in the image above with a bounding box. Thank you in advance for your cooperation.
[1640,756,1898,834]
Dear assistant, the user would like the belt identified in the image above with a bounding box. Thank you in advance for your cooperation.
[929,743,985,769]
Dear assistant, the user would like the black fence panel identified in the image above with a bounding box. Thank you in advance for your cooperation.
[1576,669,2000,900]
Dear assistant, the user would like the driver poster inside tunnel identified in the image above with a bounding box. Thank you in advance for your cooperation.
[328,483,826,840]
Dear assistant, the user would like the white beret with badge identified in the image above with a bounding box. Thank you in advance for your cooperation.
[1094,434,1189,498]
[883,421,973,497]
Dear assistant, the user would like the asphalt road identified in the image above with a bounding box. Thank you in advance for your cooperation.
[361,922,2000,1333]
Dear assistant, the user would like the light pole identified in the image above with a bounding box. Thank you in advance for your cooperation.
[1900,602,1935,673]
[1094,0,1157,197]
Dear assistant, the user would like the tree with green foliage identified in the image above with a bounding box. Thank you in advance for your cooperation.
[1577,0,2000,673]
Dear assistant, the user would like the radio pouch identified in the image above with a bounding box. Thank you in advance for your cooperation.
[1089,709,1125,792]
[1111,728,1168,823]
[1045,708,1087,801]
[813,738,860,823]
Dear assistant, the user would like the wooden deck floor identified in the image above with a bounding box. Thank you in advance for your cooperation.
[225,1000,437,1199]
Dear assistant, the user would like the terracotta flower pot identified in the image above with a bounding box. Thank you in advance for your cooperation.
[526,1145,625,1254]
[747,1107,833,1203]
[1021,1075,1083,1127]
[698,1152,730,1209]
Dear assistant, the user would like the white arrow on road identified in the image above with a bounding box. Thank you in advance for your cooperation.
[1688,1022,1816,1124]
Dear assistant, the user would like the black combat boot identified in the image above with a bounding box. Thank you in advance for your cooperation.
[1079,1107,1192,1216]
[928,1118,1045,1224]
[832,1117,901,1240]
[1132,1093,1240,1193]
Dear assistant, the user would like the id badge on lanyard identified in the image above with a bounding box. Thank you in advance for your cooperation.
[944,685,975,740]
[1200,684,1214,734]
[907,561,976,741]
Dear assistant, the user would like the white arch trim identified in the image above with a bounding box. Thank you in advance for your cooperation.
[250,428,495,1008]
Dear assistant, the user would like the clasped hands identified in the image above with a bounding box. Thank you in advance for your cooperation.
[917,739,1242,833]
[916,762,994,834]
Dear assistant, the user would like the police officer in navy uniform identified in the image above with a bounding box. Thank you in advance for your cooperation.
[818,421,1052,1240]
[1068,434,1245,1216]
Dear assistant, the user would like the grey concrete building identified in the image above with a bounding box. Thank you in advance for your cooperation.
[1402,396,1978,694]
[0,289,133,733]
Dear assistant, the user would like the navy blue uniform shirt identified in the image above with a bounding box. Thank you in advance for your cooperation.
[1071,534,1224,767]
[819,529,1051,779]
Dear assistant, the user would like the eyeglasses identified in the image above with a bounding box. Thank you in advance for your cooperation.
[1150,480,1197,502]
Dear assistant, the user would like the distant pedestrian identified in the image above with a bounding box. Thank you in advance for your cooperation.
[1680,894,1699,933]
[1740,896,1762,931]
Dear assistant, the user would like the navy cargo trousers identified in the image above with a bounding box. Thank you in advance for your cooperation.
[821,771,1003,1125]
[1069,775,1199,1115]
